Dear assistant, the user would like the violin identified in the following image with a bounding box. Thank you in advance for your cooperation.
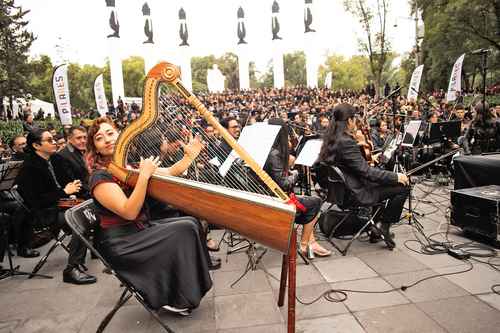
[355,117,376,166]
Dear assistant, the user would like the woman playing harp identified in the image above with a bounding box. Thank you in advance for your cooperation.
[86,117,212,315]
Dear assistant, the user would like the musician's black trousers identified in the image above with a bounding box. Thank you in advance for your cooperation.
[53,212,88,272]
[374,184,409,225]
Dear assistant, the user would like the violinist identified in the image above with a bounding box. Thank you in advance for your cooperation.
[354,117,376,166]
[318,104,409,249]
[371,120,389,150]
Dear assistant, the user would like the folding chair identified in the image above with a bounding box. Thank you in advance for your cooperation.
[65,199,175,333]
[315,162,388,256]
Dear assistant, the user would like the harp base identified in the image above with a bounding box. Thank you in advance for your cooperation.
[278,228,297,333]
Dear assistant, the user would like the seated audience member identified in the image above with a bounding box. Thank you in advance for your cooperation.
[51,126,90,198]
[15,128,96,284]
[86,117,212,315]
[9,135,27,161]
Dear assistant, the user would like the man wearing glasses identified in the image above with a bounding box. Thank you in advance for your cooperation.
[15,128,96,284]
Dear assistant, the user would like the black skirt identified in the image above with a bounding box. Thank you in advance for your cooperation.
[294,196,322,225]
[97,217,213,310]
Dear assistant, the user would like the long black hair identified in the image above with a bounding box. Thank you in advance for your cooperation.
[268,118,290,174]
[318,103,355,163]
[26,128,47,153]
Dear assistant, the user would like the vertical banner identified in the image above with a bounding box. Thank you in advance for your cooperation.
[446,53,465,102]
[407,64,424,101]
[52,64,72,125]
[94,73,108,117]
[324,72,332,89]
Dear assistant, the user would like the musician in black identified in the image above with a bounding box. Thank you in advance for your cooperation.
[264,119,331,258]
[15,128,96,283]
[318,104,409,249]
[86,117,212,315]
[463,102,499,155]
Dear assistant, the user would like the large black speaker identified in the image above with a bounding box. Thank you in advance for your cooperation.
[319,205,364,237]
[450,185,500,247]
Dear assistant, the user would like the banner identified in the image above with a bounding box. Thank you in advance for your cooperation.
[407,65,424,101]
[446,53,465,102]
[52,64,72,125]
[324,72,332,89]
[93,73,108,117]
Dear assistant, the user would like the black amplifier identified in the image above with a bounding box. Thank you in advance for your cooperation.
[450,185,500,247]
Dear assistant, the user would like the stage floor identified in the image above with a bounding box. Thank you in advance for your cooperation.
[1,183,500,333]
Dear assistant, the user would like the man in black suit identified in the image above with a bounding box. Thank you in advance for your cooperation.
[16,128,96,284]
[319,104,409,249]
[51,126,90,198]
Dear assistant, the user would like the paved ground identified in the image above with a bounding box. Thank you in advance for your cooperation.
[1,184,500,333]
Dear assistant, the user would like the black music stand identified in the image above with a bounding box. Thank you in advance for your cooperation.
[0,161,51,280]
[427,121,461,144]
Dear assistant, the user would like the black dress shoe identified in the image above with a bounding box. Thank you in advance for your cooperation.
[369,226,395,244]
[208,256,221,271]
[17,248,40,258]
[380,223,396,250]
[63,268,97,285]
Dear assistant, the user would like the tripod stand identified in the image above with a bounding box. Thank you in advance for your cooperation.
[0,161,51,280]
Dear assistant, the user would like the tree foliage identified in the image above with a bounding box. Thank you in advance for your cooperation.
[0,0,35,108]
[344,0,391,96]
[416,0,500,91]
[284,51,306,86]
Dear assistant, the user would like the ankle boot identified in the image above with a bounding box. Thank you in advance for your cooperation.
[380,223,395,250]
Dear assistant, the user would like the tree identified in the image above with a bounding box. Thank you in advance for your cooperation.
[0,0,35,110]
[191,55,217,92]
[319,54,370,91]
[121,56,145,98]
[28,54,53,103]
[416,0,500,91]
[216,52,239,90]
[284,51,306,86]
[344,0,391,96]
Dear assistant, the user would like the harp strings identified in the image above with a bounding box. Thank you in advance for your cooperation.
[126,84,274,197]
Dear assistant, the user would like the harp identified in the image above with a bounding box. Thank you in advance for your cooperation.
[108,62,298,332]
[107,62,295,253]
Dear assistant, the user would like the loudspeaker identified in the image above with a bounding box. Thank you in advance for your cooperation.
[319,205,364,237]
[451,185,500,248]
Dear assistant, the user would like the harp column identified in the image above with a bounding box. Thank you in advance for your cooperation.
[177,7,192,91]
[105,1,125,107]
[304,0,318,88]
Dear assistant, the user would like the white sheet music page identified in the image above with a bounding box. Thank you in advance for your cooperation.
[295,139,323,167]
[219,123,281,177]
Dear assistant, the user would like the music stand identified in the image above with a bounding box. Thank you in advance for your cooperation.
[0,161,52,280]
[401,120,423,148]
[428,121,461,144]
[295,135,321,196]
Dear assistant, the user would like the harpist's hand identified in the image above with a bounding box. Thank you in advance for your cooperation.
[182,134,204,161]
[139,156,161,179]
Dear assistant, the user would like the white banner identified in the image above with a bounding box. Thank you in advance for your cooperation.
[94,73,108,117]
[446,53,465,102]
[324,72,332,89]
[52,64,72,125]
[407,65,424,101]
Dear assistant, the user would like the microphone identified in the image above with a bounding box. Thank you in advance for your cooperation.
[470,48,491,55]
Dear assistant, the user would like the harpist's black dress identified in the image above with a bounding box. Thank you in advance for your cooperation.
[89,169,212,310]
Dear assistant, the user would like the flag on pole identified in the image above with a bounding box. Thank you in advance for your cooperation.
[52,64,72,125]
[94,73,108,117]
[446,53,465,102]
[407,65,424,101]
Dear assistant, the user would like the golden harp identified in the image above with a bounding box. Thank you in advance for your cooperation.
[107,62,298,332]
[107,62,295,254]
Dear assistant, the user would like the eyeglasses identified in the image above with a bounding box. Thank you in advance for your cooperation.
[41,138,57,144]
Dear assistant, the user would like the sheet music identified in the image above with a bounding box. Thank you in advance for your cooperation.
[219,123,281,177]
[295,139,323,167]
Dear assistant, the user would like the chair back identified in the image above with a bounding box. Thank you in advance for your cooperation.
[64,199,108,265]
[316,162,351,209]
